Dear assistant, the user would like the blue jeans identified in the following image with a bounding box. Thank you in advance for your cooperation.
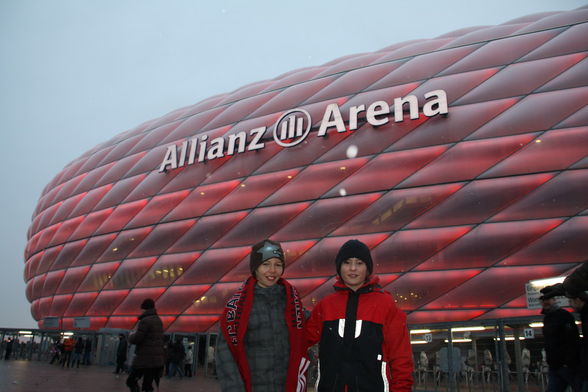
[547,367,577,392]
[167,361,184,378]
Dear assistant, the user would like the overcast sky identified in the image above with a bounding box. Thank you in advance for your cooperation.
[0,0,585,329]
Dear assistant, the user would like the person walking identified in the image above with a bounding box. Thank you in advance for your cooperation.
[61,337,74,368]
[126,298,165,392]
[305,239,414,392]
[83,337,92,365]
[216,239,309,392]
[4,338,13,360]
[566,288,588,392]
[72,337,84,368]
[539,285,581,392]
[167,338,185,379]
[184,346,194,378]
[114,334,128,375]
[49,339,61,365]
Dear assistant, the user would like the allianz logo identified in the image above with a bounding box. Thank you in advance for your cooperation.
[159,89,448,173]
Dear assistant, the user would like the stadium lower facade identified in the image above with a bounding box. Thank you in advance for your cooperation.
[25,6,588,332]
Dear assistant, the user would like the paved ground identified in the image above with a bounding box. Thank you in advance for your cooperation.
[0,359,220,392]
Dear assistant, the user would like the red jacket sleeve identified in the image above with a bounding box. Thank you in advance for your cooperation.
[305,301,323,349]
[383,305,414,392]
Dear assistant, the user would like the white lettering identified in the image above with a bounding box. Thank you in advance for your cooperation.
[394,95,419,122]
[423,89,449,117]
[227,132,247,155]
[159,145,178,173]
[248,127,266,151]
[178,140,188,167]
[349,105,365,131]
[198,135,208,162]
[366,101,390,126]
[317,103,346,136]
[188,137,198,165]
[207,137,225,160]
[158,89,449,172]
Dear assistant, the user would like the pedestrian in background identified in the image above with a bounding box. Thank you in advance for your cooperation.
[566,288,588,392]
[216,239,308,392]
[305,239,414,392]
[539,285,580,392]
[114,333,128,375]
[184,345,194,378]
[72,337,84,368]
[61,336,74,368]
[49,339,61,365]
[126,298,165,392]
[167,337,185,379]
[4,338,13,360]
[83,337,92,365]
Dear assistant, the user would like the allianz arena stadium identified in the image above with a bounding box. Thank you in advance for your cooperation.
[25,7,588,333]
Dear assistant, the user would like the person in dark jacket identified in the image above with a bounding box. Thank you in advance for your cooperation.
[4,338,13,360]
[49,339,61,364]
[539,285,580,392]
[167,338,185,379]
[306,239,414,392]
[115,334,128,375]
[83,337,92,365]
[72,337,84,368]
[216,239,308,392]
[567,289,588,392]
[126,298,165,392]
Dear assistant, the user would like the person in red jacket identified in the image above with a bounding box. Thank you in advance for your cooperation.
[306,239,414,392]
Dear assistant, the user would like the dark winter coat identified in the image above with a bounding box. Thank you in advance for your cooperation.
[117,338,128,360]
[542,305,580,369]
[74,338,84,354]
[579,304,588,379]
[169,341,185,364]
[129,308,165,369]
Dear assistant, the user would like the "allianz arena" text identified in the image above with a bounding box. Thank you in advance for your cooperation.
[159,89,448,173]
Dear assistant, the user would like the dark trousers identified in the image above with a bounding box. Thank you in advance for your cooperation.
[126,367,163,392]
[49,351,60,364]
[61,351,72,367]
[579,378,588,392]
[184,363,192,377]
[547,366,577,392]
[167,361,183,378]
[115,356,127,374]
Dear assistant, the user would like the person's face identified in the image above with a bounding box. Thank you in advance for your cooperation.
[255,257,284,288]
[540,297,556,311]
[340,257,368,291]
[569,297,585,312]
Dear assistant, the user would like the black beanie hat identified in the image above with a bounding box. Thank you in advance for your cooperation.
[250,239,285,275]
[539,284,564,300]
[140,298,155,310]
[335,239,373,276]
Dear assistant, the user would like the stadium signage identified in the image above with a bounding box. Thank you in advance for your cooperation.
[159,89,448,173]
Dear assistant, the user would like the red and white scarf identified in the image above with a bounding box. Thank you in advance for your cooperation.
[220,276,310,392]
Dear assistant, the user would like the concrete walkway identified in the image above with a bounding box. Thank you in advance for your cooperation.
[0,359,220,392]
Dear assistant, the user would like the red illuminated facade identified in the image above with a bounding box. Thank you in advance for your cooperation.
[25,7,588,332]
